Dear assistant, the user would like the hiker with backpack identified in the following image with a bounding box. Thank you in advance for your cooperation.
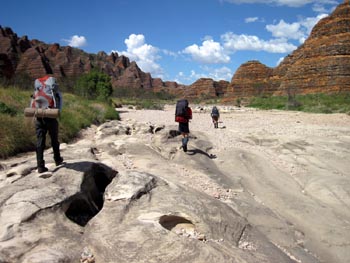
[211,106,220,128]
[31,76,63,173]
[175,99,192,152]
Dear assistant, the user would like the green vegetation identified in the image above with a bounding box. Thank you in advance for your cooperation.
[113,87,176,110]
[4,67,348,159]
[0,87,119,159]
[248,93,350,113]
[73,71,113,100]
[0,71,177,158]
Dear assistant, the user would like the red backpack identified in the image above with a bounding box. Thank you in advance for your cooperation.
[31,76,58,109]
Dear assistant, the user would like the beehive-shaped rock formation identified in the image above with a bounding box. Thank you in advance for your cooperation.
[227,1,350,99]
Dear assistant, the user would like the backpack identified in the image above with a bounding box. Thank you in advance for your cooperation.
[175,99,189,117]
[211,106,219,117]
[31,76,59,109]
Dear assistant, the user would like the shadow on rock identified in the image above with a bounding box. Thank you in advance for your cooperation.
[186,148,217,159]
[59,161,118,226]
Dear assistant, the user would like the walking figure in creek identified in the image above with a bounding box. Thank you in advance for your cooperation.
[211,106,220,129]
[175,99,192,152]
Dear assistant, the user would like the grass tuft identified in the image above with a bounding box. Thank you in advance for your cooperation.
[248,93,350,113]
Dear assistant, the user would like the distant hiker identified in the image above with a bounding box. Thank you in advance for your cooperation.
[31,76,63,173]
[175,99,192,152]
[211,106,220,128]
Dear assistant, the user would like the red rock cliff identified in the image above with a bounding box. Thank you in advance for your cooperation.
[226,1,350,99]
[1,1,349,99]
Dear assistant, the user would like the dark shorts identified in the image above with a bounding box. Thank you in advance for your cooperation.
[212,116,219,121]
[178,122,190,134]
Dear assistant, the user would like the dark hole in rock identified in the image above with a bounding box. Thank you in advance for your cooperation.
[154,126,164,133]
[149,125,154,133]
[65,163,116,226]
[168,130,181,138]
[65,197,97,227]
[159,215,194,231]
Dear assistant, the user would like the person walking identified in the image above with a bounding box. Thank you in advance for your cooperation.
[32,76,64,173]
[175,99,192,152]
[211,106,220,128]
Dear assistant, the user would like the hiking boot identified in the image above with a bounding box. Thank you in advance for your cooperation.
[183,144,187,152]
[55,157,64,166]
[38,166,48,173]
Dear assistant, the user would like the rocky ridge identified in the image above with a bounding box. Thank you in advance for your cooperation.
[0,26,179,91]
[228,1,350,98]
[1,1,350,99]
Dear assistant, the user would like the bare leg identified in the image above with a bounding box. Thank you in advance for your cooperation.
[182,133,189,152]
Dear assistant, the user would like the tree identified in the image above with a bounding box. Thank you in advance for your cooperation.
[74,71,112,100]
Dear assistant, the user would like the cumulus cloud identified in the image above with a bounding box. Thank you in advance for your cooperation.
[113,34,163,77]
[175,66,233,84]
[221,32,297,53]
[63,35,87,47]
[266,20,303,40]
[182,39,231,64]
[205,66,233,81]
[265,13,328,43]
[299,14,328,34]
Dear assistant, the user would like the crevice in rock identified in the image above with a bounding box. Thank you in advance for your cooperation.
[237,224,248,246]
[149,125,165,134]
[65,163,117,226]
[159,214,206,241]
[134,176,157,200]
[159,215,194,231]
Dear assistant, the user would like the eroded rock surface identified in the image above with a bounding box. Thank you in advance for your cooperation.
[1,116,300,263]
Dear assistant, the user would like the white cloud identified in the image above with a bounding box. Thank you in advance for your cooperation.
[205,66,233,81]
[245,17,259,23]
[175,66,233,85]
[182,39,231,64]
[277,56,285,65]
[113,34,163,77]
[265,13,328,43]
[63,35,87,47]
[174,70,205,84]
[299,14,328,34]
[312,2,337,13]
[162,49,177,57]
[266,19,304,40]
[190,70,203,79]
[221,32,297,53]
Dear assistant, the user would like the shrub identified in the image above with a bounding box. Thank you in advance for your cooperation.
[0,102,17,115]
[0,113,36,157]
[74,71,112,100]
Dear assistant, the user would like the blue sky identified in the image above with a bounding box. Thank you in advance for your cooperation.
[1,0,341,85]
